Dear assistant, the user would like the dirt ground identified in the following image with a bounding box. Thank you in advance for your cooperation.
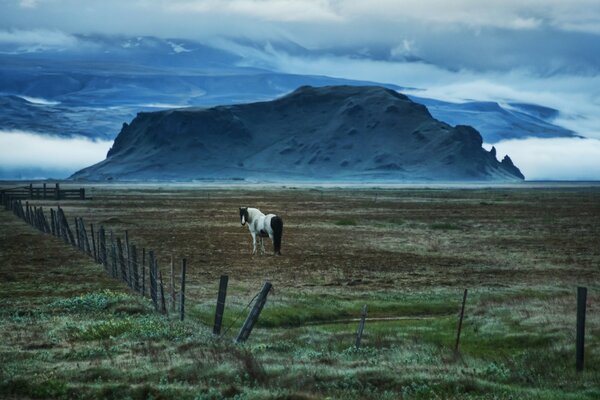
[45,184,600,291]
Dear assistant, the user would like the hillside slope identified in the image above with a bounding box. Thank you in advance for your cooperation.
[71,86,524,181]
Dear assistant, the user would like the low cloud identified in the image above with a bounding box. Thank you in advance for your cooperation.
[0,130,112,178]
[0,29,79,52]
[486,138,600,181]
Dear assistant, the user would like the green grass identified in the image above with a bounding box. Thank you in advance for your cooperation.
[334,219,358,226]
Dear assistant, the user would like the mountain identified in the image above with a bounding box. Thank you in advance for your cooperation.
[71,85,524,182]
[411,96,576,142]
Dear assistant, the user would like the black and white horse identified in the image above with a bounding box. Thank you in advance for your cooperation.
[239,207,283,256]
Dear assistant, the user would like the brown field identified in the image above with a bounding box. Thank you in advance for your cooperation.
[1,183,599,399]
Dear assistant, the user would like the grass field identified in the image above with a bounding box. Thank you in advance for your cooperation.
[1,183,599,399]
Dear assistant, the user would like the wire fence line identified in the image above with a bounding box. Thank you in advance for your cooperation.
[2,195,275,343]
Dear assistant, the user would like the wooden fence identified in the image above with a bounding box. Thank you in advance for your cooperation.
[0,183,85,202]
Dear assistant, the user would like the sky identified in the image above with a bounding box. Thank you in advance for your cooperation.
[1,0,600,180]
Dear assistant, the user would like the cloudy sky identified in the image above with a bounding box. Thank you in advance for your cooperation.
[1,0,600,180]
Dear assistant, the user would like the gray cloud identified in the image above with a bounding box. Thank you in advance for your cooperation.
[2,1,600,74]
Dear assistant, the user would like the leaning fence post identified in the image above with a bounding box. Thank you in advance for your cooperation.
[576,286,587,372]
[355,304,368,349]
[90,223,97,262]
[81,218,91,256]
[179,258,187,321]
[236,281,272,343]
[213,275,229,335]
[454,289,468,357]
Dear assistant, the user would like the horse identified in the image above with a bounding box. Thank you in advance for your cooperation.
[239,207,283,256]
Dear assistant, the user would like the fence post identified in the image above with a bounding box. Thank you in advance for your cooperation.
[29,183,33,199]
[355,304,368,349]
[149,251,157,307]
[55,183,60,200]
[90,223,97,262]
[576,286,587,372]
[142,248,146,296]
[180,258,187,321]
[213,275,229,335]
[170,255,176,312]
[131,245,139,292]
[236,281,272,343]
[81,218,91,256]
[79,188,85,200]
[43,183,47,199]
[100,227,107,269]
[74,217,81,250]
[117,237,127,283]
[454,289,468,357]
[110,231,117,278]
[125,230,131,288]
[159,270,167,315]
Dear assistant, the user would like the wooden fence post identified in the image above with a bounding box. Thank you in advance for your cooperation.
[90,223,97,262]
[576,286,587,372]
[55,183,60,200]
[110,231,117,278]
[79,188,85,200]
[80,218,91,256]
[149,251,157,307]
[170,255,176,312]
[236,281,272,343]
[131,245,139,292]
[213,275,229,335]
[125,230,132,288]
[454,289,468,357]
[74,217,81,250]
[355,304,368,349]
[28,183,33,199]
[142,248,146,296]
[159,270,167,315]
[117,237,126,283]
[100,227,107,269]
[180,258,187,321]
[43,183,47,199]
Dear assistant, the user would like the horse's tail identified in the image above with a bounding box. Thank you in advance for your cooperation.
[271,216,283,255]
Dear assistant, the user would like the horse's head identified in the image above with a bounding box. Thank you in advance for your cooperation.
[239,207,249,226]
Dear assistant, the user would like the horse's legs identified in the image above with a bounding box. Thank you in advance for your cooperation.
[268,233,275,256]
[251,231,257,255]
[260,236,265,255]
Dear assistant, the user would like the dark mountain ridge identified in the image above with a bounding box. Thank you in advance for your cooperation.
[71,85,524,181]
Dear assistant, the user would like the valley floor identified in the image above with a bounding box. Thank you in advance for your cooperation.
[1,184,599,399]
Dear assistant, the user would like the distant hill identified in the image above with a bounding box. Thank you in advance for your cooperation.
[71,85,524,182]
